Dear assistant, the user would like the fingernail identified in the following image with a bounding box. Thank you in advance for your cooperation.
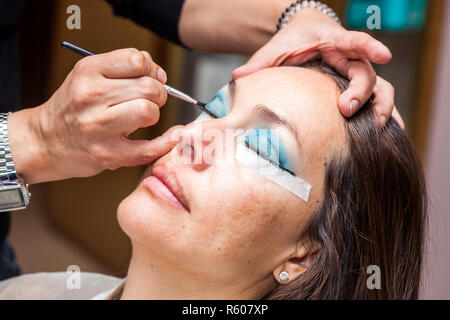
[374,105,387,126]
[157,68,167,83]
[350,99,360,115]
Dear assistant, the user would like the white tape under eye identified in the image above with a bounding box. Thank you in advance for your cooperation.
[193,112,311,202]
[235,136,311,202]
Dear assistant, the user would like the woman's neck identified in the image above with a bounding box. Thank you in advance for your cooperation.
[120,247,260,300]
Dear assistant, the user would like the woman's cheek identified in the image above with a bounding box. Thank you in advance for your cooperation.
[193,168,282,251]
[198,165,266,217]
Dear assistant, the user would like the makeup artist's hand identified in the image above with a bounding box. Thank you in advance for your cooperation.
[7,48,177,184]
[232,8,402,127]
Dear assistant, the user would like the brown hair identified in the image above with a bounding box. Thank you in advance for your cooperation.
[265,62,428,300]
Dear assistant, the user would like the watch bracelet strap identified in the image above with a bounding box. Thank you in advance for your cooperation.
[277,0,342,32]
[0,112,31,211]
[0,112,16,175]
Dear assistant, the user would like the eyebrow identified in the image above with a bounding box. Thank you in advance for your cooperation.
[228,80,300,146]
[253,105,300,141]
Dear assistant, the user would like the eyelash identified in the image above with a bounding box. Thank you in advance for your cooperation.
[244,135,296,176]
[208,93,295,176]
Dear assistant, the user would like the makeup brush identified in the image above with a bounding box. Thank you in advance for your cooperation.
[61,41,213,116]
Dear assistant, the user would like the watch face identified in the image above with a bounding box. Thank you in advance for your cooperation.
[0,189,25,211]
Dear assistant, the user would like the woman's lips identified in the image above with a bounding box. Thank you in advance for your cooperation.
[142,164,189,213]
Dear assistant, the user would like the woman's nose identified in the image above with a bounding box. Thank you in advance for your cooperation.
[177,142,196,165]
[169,119,233,169]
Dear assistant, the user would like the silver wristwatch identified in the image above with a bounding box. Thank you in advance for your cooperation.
[0,113,31,212]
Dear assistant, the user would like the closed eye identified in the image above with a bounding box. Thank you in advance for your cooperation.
[244,128,296,176]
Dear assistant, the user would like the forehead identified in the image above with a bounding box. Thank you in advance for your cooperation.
[234,67,340,120]
[233,66,347,153]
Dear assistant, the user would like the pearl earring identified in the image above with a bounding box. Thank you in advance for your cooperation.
[279,271,290,282]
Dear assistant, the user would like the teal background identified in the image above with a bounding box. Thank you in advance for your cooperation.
[346,0,428,31]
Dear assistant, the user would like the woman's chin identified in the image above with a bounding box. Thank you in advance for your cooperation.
[117,187,186,246]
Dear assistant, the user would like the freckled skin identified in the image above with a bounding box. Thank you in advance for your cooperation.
[118,67,347,297]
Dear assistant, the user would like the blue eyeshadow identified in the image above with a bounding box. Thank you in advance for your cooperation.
[244,128,292,172]
[203,86,295,174]
[205,86,229,118]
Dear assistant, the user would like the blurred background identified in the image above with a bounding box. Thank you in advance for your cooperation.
[6,0,450,299]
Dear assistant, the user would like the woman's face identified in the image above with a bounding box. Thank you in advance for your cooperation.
[118,66,347,296]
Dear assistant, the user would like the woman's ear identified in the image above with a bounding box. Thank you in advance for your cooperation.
[272,243,317,284]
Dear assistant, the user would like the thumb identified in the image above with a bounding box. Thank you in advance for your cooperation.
[232,45,279,80]
[232,39,320,80]
[232,57,273,80]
